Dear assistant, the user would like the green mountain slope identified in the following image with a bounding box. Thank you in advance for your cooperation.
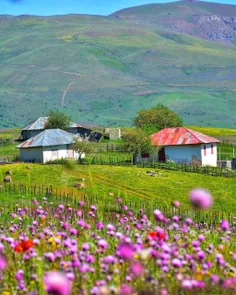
[0,3,236,128]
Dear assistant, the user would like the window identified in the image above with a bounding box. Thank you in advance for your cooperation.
[211,144,214,155]
[204,145,206,156]
[52,149,58,157]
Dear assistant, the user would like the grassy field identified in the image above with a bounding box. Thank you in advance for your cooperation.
[0,163,236,213]
[188,126,236,139]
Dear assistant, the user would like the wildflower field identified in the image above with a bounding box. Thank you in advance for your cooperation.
[0,186,235,295]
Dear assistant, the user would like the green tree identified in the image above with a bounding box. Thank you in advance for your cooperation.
[71,138,96,162]
[45,110,72,130]
[134,104,183,135]
[123,128,154,164]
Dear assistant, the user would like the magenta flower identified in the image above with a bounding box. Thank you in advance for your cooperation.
[0,252,7,271]
[189,189,213,209]
[120,284,133,295]
[221,220,230,231]
[44,271,72,295]
[116,242,134,261]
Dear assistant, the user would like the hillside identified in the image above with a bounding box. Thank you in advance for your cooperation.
[0,1,236,128]
[110,0,236,46]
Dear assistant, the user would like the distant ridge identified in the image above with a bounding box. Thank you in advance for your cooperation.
[110,0,236,46]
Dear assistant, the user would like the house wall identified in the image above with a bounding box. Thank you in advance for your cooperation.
[201,143,217,167]
[165,145,202,165]
[20,145,85,163]
[20,147,43,162]
[42,145,84,163]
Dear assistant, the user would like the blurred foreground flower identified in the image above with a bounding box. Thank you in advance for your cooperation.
[44,271,72,295]
[189,188,213,209]
[0,252,7,271]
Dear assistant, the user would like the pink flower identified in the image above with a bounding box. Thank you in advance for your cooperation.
[172,200,180,207]
[130,261,144,277]
[181,280,193,289]
[120,284,133,295]
[44,271,72,295]
[0,252,7,271]
[189,189,213,209]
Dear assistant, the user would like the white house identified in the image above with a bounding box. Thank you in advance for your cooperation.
[152,127,220,167]
[17,129,84,163]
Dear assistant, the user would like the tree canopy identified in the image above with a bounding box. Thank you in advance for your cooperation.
[134,104,183,135]
[45,110,72,131]
[71,138,96,162]
[123,128,154,163]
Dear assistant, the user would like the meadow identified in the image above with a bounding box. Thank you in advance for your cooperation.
[0,182,235,295]
[0,127,236,294]
[1,163,236,213]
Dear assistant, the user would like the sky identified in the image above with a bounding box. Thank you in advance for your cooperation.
[1,0,236,16]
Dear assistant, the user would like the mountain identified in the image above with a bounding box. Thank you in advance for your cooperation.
[0,1,236,128]
[110,0,236,46]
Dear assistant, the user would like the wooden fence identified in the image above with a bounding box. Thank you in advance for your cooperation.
[88,156,236,177]
[0,183,234,225]
[95,142,126,152]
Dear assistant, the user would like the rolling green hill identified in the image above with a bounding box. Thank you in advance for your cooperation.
[0,1,236,128]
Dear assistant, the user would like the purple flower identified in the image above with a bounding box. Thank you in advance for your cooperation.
[221,220,230,231]
[189,189,213,209]
[154,209,164,221]
[44,271,72,295]
[172,258,182,268]
[97,239,108,250]
[96,222,104,230]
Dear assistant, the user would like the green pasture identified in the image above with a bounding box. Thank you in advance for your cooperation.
[0,163,236,213]
[1,13,236,128]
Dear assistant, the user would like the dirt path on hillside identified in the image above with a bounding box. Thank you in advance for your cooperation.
[61,77,77,107]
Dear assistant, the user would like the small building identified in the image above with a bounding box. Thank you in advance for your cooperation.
[17,129,83,163]
[21,117,93,141]
[104,128,121,140]
[152,127,220,167]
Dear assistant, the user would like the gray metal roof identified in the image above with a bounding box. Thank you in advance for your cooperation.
[16,129,82,149]
[22,117,80,131]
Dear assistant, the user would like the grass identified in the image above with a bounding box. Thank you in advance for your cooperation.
[188,126,236,137]
[0,163,236,213]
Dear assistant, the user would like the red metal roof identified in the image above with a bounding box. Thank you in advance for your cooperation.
[152,127,220,146]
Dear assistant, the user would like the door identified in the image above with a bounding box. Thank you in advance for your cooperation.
[158,148,166,162]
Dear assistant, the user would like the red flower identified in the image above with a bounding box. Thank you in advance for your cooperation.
[148,229,165,240]
[14,240,34,253]
[22,240,34,251]
[148,232,157,238]
[14,244,24,253]
[156,229,165,240]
